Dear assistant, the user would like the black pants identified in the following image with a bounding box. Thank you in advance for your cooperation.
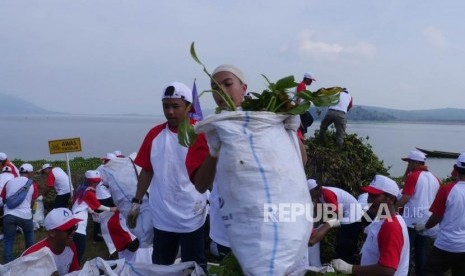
[423,246,465,276]
[73,232,86,265]
[299,111,314,134]
[335,222,363,263]
[54,193,71,208]
[152,225,207,271]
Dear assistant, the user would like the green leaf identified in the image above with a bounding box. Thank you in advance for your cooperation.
[312,94,340,106]
[178,119,197,147]
[295,90,314,101]
[190,41,236,111]
[275,75,297,90]
[266,96,277,111]
[316,87,344,96]
[288,102,310,114]
[190,42,203,66]
[261,74,272,86]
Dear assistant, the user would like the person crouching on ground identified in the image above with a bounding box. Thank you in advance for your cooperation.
[41,163,73,208]
[22,207,81,275]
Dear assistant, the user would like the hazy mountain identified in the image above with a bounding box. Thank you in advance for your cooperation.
[1,93,464,122]
[0,93,60,115]
[348,105,465,122]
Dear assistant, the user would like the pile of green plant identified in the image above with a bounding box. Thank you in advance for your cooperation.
[305,130,390,195]
[208,253,244,276]
[178,42,343,147]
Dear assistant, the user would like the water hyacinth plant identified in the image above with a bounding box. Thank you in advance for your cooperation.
[178,42,343,147]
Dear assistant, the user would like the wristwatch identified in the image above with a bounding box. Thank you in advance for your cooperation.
[131,197,142,204]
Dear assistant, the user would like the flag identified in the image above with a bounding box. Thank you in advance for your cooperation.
[189,80,203,121]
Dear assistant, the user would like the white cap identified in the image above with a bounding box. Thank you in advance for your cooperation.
[307,179,318,190]
[304,72,316,81]
[101,153,117,161]
[361,175,400,197]
[456,152,465,169]
[19,163,34,173]
[85,170,101,182]
[41,163,53,171]
[212,64,246,84]
[2,166,12,173]
[113,150,124,157]
[0,152,7,161]
[44,208,82,231]
[401,150,426,162]
[162,81,192,103]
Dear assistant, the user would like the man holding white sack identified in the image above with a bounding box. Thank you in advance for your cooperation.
[128,81,208,271]
[188,64,312,275]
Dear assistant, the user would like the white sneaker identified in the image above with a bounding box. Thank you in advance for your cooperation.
[0,234,4,241]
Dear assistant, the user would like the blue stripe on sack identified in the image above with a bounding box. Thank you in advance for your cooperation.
[102,169,149,234]
[242,112,278,276]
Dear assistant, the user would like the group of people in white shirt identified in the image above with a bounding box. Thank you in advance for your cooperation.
[309,149,465,275]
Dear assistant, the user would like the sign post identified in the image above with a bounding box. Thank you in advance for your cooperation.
[48,137,82,193]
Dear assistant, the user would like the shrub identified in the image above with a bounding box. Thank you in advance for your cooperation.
[305,130,390,196]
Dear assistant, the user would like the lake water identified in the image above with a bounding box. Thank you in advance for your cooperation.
[1,115,464,178]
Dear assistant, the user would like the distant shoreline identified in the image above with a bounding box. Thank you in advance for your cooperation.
[1,113,465,125]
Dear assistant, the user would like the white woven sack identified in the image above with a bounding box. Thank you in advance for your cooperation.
[0,247,57,276]
[65,257,206,276]
[99,153,153,247]
[195,111,313,275]
[33,195,45,230]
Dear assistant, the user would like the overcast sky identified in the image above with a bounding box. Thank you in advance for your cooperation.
[1,1,464,115]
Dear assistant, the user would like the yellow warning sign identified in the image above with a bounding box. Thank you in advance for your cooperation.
[48,137,82,154]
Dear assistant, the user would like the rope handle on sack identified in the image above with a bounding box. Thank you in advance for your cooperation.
[128,157,149,199]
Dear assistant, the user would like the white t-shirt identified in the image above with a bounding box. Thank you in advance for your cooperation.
[71,199,89,235]
[136,124,208,232]
[95,182,112,200]
[0,172,15,206]
[2,176,39,219]
[49,167,73,195]
[430,181,465,253]
[361,215,409,275]
[96,165,113,200]
[320,186,363,224]
[329,91,352,113]
[402,169,440,227]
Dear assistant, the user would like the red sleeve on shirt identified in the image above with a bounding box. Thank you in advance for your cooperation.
[69,242,80,272]
[46,172,55,188]
[296,82,306,93]
[378,216,404,270]
[133,123,167,172]
[402,171,421,196]
[297,129,304,141]
[348,98,353,111]
[22,238,49,256]
[321,188,339,214]
[0,183,7,199]
[430,182,456,217]
[32,182,39,200]
[83,189,101,211]
[186,133,209,181]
